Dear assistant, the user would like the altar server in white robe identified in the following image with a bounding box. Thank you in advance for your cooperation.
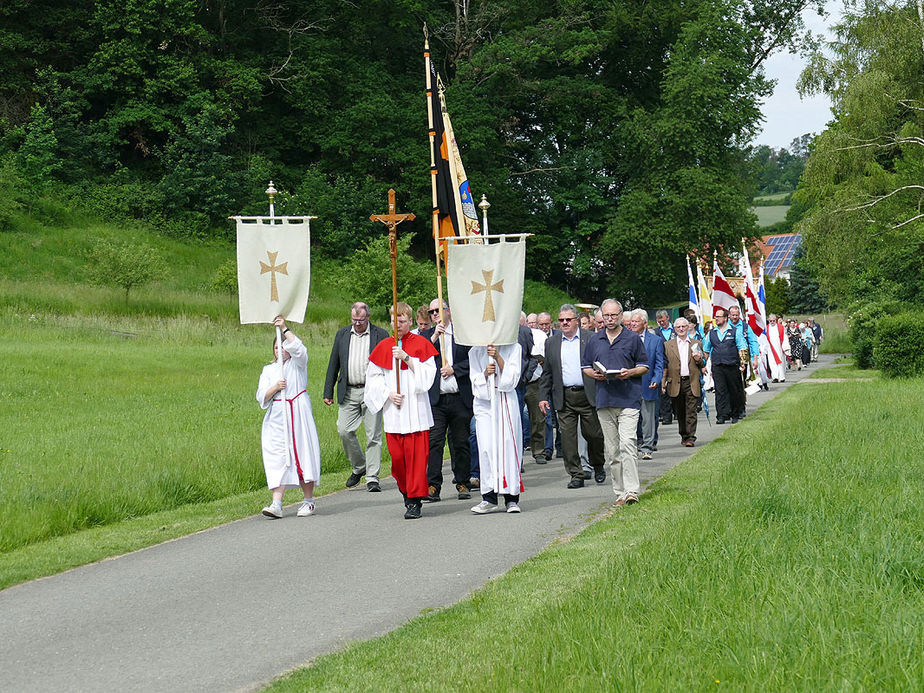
[256,316,322,519]
[365,302,439,519]
[766,314,790,382]
[469,342,525,514]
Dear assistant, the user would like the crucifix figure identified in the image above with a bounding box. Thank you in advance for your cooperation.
[259,250,288,302]
[471,268,504,322]
[370,188,415,388]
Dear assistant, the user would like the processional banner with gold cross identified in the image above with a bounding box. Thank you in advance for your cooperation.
[234,216,311,324]
[446,238,525,346]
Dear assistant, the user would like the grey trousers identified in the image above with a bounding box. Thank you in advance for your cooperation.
[558,388,604,480]
[337,385,383,481]
[639,398,659,453]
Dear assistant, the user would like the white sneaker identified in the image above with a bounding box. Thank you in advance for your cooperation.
[262,501,283,518]
[296,500,315,517]
[471,500,498,514]
[506,502,521,513]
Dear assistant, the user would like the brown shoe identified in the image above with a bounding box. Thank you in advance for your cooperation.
[682,439,695,447]
[625,493,639,505]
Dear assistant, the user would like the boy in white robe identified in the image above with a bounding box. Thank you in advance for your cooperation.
[364,302,439,519]
[256,316,322,518]
[469,343,524,514]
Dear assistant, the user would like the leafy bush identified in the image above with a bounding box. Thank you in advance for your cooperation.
[87,238,167,301]
[847,299,903,369]
[211,259,238,298]
[336,234,434,320]
[0,156,25,230]
[872,313,924,378]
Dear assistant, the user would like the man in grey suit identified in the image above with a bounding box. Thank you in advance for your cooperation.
[323,301,389,491]
[538,303,606,488]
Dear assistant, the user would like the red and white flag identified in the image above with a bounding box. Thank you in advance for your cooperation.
[740,241,765,337]
[711,256,738,317]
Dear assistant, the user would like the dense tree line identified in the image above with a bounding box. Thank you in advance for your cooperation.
[797,0,924,307]
[750,134,812,196]
[0,0,822,304]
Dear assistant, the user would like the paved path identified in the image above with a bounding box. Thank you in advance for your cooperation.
[0,356,833,692]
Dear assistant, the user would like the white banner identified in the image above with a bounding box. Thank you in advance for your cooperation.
[447,238,525,346]
[236,217,311,324]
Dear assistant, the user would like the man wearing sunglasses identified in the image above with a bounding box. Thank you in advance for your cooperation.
[538,304,606,488]
[422,299,474,502]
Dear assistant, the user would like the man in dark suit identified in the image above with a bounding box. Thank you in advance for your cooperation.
[323,301,390,491]
[539,303,605,488]
[422,299,473,502]
[630,309,665,460]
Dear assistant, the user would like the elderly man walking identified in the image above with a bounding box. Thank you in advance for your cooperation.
[323,301,389,491]
[662,317,705,447]
[630,309,665,460]
[582,300,649,505]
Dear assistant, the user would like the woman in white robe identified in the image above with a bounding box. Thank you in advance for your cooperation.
[255,317,321,519]
[469,342,524,514]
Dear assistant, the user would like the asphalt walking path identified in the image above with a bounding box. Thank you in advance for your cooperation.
[0,356,834,692]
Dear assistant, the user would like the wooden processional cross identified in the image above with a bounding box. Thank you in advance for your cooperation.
[370,188,415,390]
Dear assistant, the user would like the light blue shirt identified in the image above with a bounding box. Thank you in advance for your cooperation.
[703,324,748,355]
[560,333,583,387]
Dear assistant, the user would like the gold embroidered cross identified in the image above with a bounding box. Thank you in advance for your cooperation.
[259,250,288,302]
[471,268,504,322]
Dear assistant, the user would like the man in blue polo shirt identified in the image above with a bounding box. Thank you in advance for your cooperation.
[704,306,749,424]
[582,299,649,506]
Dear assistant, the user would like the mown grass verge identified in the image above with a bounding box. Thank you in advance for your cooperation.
[265,371,923,691]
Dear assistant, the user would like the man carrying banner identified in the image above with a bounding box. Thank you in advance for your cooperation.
[704,307,749,424]
[364,302,439,519]
[323,301,389,491]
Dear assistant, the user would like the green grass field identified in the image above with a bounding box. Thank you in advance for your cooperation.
[265,372,924,691]
[753,205,790,227]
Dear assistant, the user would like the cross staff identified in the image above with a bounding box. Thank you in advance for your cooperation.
[370,188,415,391]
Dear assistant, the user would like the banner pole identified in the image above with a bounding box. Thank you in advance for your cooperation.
[425,27,448,358]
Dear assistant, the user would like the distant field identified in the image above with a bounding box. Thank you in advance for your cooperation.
[754,192,790,203]
[753,205,790,227]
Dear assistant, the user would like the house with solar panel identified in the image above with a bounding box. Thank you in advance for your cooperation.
[754,233,802,280]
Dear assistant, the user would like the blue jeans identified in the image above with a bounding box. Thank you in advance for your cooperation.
[469,417,479,478]
[544,407,561,456]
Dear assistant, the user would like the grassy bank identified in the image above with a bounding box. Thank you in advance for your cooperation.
[266,371,923,691]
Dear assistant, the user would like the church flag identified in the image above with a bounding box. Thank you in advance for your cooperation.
[427,43,481,259]
[696,260,713,321]
[740,241,765,337]
[712,257,739,317]
[446,239,525,346]
[235,216,310,324]
[686,255,699,319]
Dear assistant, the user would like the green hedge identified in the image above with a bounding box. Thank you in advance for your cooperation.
[847,300,903,369]
[872,313,924,378]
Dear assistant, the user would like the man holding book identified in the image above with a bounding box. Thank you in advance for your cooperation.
[582,299,650,506]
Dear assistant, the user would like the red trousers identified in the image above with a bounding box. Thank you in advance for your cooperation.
[386,430,430,499]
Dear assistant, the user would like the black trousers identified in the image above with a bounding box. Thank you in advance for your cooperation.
[659,393,673,423]
[713,363,744,421]
[427,392,472,491]
[558,388,605,480]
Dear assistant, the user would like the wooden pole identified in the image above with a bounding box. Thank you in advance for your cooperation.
[425,29,447,359]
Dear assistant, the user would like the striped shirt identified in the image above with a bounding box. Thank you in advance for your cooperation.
[348,328,371,386]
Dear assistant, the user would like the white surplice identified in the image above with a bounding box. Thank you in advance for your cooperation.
[470,343,523,496]
[364,350,437,434]
[766,323,790,381]
[256,336,321,489]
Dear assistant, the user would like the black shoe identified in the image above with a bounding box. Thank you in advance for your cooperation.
[731,417,740,424]
[404,502,422,519]
[594,468,606,484]
[555,450,563,458]
[422,485,440,502]
[583,470,592,480]
[456,484,471,500]
[366,481,381,492]
[544,452,553,462]
[567,478,584,489]
[534,456,547,465]
[346,472,364,488]
[716,418,726,424]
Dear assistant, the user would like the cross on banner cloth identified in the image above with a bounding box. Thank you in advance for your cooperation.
[235,216,311,324]
[446,238,525,346]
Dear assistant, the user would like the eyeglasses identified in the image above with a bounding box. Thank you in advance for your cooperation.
[428,309,442,315]
[558,317,575,323]
[602,313,620,319]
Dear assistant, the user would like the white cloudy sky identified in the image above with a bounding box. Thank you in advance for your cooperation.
[753,7,840,149]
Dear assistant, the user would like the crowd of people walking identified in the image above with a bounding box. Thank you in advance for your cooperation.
[256,299,823,519]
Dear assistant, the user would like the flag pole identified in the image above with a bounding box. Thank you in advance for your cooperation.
[424,26,448,359]
[266,183,292,471]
